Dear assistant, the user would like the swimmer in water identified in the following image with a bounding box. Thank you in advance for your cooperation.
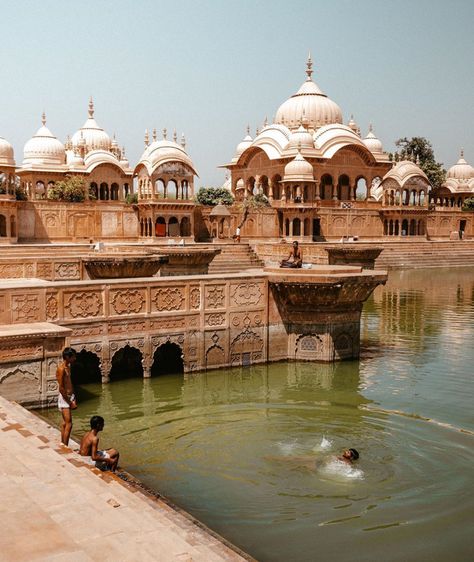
[266,447,360,469]
[339,448,359,464]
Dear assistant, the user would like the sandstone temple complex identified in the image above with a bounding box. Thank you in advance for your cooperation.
[0,56,473,408]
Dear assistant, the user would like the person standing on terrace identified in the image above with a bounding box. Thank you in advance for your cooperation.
[56,347,77,446]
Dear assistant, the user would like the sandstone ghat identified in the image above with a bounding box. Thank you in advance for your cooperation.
[0,394,251,562]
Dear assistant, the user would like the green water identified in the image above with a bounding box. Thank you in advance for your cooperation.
[41,268,474,562]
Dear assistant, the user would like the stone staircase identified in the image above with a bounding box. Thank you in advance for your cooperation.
[208,243,265,274]
[374,240,474,269]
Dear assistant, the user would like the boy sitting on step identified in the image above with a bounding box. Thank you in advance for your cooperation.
[79,415,120,472]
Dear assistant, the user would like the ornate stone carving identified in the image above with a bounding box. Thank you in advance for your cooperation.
[71,325,103,337]
[190,287,201,310]
[110,289,146,315]
[12,294,40,322]
[150,317,186,330]
[152,287,185,312]
[55,262,80,279]
[46,294,59,321]
[0,343,43,361]
[36,262,54,280]
[0,264,23,278]
[231,327,264,354]
[205,285,225,309]
[109,338,144,352]
[206,313,225,327]
[72,341,103,354]
[64,292,102,318]
[108,321,146,334]
[230,282,263,307]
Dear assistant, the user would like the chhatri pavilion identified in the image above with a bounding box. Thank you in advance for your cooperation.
[0,55,473,243]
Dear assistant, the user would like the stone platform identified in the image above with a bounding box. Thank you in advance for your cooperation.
[0,395,250,562]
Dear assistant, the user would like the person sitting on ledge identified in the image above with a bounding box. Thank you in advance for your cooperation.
[280,241,302,268]
[79,415,120,472]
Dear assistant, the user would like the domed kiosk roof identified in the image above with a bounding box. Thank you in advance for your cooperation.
[447,150,474,181]
[363,124,383,154]
[22,113,65,167]
[275,54,343,131]
[136,130,198,176]
[0,136,15,167]
[382,160,430,188]
[71,98,111,152]
[283,151,314,182]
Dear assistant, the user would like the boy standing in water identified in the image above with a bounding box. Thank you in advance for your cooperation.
[79,415,120,472]
[56,347,77,446]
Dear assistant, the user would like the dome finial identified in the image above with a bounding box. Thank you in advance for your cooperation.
[460,148,464,158]
[173,129,177,142]
[88,96,94,118]
[246,124,250,136]
[369,123,373,133]
[306,52,313,81]
[162,127,167,140]
[144,129,149,147]
[152,128,157,142]
[181,133,186,149]
[41,111,46,126]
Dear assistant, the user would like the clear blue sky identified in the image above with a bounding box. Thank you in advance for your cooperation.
[2,0,473,186]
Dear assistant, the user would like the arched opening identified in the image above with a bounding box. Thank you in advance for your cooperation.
[285,218,289,237]
[140,218,144,237]
[168,179,178,199]
[10,216,16,237]
[260,176,269,197]
[389,219,394,236]
[151,342,184,376]
[409,219,416,236]
[124,183,129,198]
[0,215,6,237]
[168,216,179,237]
[155,179,166,198]
[402,219,408,236]
[155,217,166,237]
[395,190,401,205]
[247,177,255,196]
[100,182,109,201]
[110,345,143,380]
[356,177,367,201]
[293,217,301,236]
[383,219,388,235]
[394,220,400,236]
[180,216,191,236]
[72,350,101,386]
[418,220,425,235]
[147,218,153,237]
[272,175,281,200]
[419,191,425,206]
[35,181,45,199]
[403,189,409,205]
[111,183,119,200]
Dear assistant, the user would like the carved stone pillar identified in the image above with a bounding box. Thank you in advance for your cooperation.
[268,179,274,201]
[100,360,111,384]
[314,179,321,201]
[332,183,338,201]
[350,184,356,201]
[289,218,293,237]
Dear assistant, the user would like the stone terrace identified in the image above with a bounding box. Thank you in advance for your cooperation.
[0,395,250,562]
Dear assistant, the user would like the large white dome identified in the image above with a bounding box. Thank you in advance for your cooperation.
[71,98,111,152]
[447,150,474,180]
[0,136,15,166]
[23,113,65,166]
[275,55,343,132]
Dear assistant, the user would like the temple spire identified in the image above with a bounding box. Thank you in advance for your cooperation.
[144,129,149,147]
[306,52,313,81]
[88,96,94,118]
[162,127,167,140]
[152,128,157,142]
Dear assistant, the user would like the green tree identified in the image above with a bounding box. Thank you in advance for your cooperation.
[195,186,234,206]
[462,197,474,211]
[47,176,89,202]
[392,137,446,188]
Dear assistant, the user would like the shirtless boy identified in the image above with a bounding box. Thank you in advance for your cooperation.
[280,241,303,268]
[79,415,120,472]
[56,347,77,446]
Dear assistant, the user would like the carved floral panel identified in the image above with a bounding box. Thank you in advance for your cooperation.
[152,287,185,312]
[64,291,102,319]
[230,282,263,307]
[110,289,146,315]
[12,294,40,322]
[205,285,226,309]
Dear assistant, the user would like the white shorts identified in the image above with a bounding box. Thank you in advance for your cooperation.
[57,393,75,410]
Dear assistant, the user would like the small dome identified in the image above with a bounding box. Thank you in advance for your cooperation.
[283,151,314,181]
[363,124,383,153]
[275,55,343,131]
[235,127,253,157]
[382,160,429,187]
[235,178,245,190]
[210,203,231,217]
[71,98,111,152]
[23,113,65,166]
[287,124,314,150]
[66,150,84,167]
[136,133,198,176]
[447,150,474,180]
[0,136,15,166]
